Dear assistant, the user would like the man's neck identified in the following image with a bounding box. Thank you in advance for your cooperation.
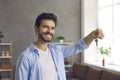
[34,40,48,51]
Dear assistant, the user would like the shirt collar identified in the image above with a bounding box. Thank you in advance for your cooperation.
[29,42,39,55]
[30,42,51,55]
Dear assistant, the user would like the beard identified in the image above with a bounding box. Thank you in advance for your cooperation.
[38,31,53,42]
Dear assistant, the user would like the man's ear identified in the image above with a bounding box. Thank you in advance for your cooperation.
[34,26,38,33]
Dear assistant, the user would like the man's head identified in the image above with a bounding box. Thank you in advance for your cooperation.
[34,13,58,42]
[35,12,58,28]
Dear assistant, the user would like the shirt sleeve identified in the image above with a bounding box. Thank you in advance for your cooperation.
[15,54,30,80]
[62,38,88,58]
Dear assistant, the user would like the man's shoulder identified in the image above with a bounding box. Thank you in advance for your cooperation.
[22,47,32,55]
[19,44,35,58]
[19,48,32,58]
[48,43,63,49]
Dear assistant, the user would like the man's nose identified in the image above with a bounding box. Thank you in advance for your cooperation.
[48,28,52,32]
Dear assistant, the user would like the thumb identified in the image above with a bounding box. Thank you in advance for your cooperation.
[96,28,104,39]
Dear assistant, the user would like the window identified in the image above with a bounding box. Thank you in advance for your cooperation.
[84,0,120,71]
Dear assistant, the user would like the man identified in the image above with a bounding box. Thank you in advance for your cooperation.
[15,13,104,80]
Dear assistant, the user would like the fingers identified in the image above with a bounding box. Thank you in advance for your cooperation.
[99,29,104,39]
[95,28,104,39]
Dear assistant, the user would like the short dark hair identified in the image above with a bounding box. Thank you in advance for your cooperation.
[35,13,58,28]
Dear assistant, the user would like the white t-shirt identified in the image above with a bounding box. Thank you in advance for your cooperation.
[39,48,58,80]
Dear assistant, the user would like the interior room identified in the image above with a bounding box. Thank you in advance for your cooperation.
[0,0,120,80]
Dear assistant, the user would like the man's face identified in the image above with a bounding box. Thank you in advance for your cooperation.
[36,19,56,42]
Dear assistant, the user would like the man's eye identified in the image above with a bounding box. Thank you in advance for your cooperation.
[52,27,55,30]
[42,25,48,28]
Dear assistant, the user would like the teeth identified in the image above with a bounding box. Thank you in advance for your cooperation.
[46,34,51,36]
[45,34,51,38]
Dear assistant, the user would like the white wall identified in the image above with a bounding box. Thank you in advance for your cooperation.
[81,0,98,63]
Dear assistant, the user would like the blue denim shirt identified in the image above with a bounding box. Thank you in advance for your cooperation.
[15,39,88,80]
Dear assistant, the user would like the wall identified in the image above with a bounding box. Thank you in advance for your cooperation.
[0,0,81,76]
[81,0,98,63]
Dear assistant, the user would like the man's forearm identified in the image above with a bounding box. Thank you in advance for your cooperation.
[84,32,94,47]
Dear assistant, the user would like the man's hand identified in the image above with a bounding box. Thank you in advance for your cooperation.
[84,28,104,46]
[92,28,104,39]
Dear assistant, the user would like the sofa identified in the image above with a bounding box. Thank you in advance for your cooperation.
[66,63,120,80]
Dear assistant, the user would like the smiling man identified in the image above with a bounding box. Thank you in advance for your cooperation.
[15,13,104,80]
